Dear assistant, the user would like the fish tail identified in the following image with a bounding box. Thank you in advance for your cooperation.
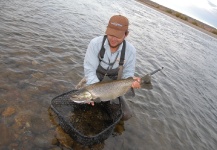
[141,67,163,89]
[141,74,153,89]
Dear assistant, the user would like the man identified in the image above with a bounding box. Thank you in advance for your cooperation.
[83,15,140,120]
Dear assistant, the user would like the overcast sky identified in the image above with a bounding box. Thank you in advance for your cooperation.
[151,0,217,28]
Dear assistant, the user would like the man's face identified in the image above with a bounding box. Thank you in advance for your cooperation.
[107,34,126,48]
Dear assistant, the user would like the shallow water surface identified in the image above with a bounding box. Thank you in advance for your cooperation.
[0,0,217,149]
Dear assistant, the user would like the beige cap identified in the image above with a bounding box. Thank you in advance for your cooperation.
[105,15,129,38]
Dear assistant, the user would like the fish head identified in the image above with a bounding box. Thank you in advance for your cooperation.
[70,89,93,103]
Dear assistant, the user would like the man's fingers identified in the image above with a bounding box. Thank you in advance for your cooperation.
[87,101,94,106]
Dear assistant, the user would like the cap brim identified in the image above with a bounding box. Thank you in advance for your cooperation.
[105,27,125,39]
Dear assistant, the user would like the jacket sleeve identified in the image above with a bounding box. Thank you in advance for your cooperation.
[122,44,136,79]
[84,39,100,85]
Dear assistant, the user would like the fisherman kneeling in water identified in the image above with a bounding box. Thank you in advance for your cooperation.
[80,15,141,121]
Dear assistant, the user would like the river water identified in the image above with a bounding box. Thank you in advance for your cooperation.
[0,0,217,149]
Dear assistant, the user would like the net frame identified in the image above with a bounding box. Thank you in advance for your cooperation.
[50,90,123,145]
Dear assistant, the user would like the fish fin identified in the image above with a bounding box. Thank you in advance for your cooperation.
[141,83,153,89]
[124,88,135,98]
[131,88,135,97]
[101,75,113,82]
[119,97,133,121]
[110,98,120,104]
[94,98,101,103]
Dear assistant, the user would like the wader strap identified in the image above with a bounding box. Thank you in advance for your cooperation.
[98,35,126,79]
[98,36,126,65]
[117,40,125,79]
[119,40,126,66]
[117,66,123,80]
[99,35,107,60]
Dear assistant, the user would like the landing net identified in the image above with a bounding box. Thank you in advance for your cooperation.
[50,90,122,145]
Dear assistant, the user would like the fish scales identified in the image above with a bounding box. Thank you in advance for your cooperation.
[86,78,134,101]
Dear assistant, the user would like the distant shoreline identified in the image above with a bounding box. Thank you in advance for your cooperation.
[136,0,217,39]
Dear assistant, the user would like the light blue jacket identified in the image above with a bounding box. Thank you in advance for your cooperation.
[84,36,136,85]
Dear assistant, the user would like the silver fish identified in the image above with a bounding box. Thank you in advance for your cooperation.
[70,67,163,103]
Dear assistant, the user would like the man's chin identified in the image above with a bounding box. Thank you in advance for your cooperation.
[109,43,121,48]
[110,45,119,48]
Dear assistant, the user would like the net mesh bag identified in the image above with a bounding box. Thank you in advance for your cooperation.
[50,90,123,145]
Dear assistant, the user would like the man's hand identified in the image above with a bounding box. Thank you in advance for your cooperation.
[87,101,94,106]
[131,77,141,89]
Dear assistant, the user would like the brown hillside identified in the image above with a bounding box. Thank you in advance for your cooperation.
[136,0,217,38]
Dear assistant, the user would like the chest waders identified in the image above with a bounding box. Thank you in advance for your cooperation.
[96,35,125,81]
[96,35,132,121]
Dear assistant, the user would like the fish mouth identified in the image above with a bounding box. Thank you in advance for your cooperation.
[70,95,87,101]
[69,96,89,103]
[71,100,87,103]
[70,97,93,104]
